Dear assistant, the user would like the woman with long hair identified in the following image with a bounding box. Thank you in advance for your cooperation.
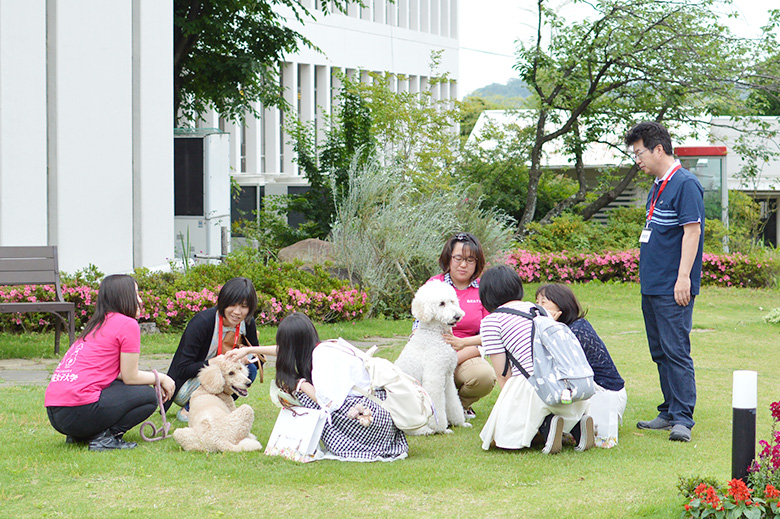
[231,312,408,461]
[45,274,175,451]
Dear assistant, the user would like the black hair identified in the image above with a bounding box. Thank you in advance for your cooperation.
[478,265,524,313]
[274,312,320,393]
[624,121,674,156]
[438,232,486,281]
[217,277,258,321]
[81,274,139,339]
[535,284,587,326]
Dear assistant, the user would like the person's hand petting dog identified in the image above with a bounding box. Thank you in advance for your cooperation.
[225,344,277,363]
[225,346,251,363]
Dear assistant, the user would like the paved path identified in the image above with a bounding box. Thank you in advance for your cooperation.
[0,336,408,387]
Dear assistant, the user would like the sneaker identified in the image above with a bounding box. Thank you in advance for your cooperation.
[88,430,137,452]
[464,407,476,420]
[669,424,692,442]
[572,415,595,452]
[636,416,673,430]
[541,415,564,454]
[177,407,189,423]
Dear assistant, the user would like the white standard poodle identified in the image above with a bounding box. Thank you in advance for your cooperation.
[173,356,263,452]
[395,279,471,434]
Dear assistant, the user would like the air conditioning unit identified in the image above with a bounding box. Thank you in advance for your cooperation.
[173,129,231,264]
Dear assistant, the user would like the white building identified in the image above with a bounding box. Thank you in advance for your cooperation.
[0,1,459,274]
[0,0,173,274]
[188,1,460,238]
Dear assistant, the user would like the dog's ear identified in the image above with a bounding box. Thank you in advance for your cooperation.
[411,293,426,322]
[412,282,438,322]
[198,363,226,394]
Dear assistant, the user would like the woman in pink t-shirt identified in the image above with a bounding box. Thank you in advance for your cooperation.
[45,275,175,451]
[415,233,497,419]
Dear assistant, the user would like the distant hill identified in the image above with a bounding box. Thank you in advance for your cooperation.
[470,78,531,104]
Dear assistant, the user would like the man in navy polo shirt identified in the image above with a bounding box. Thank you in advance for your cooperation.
[624,121,705,442]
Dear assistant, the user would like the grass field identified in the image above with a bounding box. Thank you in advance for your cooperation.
[1,282,779,518]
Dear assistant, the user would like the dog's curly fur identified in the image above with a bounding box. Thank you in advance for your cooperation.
[395,280,471,435]
[173,356,263,452]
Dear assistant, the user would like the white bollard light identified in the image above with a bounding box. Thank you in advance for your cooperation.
[732,370,757,481]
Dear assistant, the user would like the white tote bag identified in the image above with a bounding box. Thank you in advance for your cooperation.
[589,390,620,448]
[264,406,327,463]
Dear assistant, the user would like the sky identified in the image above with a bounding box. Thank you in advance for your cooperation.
[457,0,777,99]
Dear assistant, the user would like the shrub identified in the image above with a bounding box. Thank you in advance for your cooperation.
[0,250,369,334]
[521,208,645,253]
[504,249,780,288]
[764,309,780,325]
[519,190,770,257]
[330,153,515,318]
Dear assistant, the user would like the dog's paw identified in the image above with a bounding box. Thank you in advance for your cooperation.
[461,422,473,428]
[443,428,454,434]
[407,426,436,436]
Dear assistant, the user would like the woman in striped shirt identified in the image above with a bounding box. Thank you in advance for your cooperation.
[477,266,593,454]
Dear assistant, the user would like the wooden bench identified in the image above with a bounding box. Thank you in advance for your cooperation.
[0,246,76,354]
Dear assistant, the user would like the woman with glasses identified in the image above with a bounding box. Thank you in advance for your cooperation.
[413,232,497,420]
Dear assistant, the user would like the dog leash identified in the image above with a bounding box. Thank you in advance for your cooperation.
[140,369,172,442]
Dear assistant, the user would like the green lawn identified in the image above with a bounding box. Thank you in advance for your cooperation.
[1,283,779,518]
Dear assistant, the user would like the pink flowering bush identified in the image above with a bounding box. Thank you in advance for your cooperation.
[504,249,779,288]
[0,254,370,333]
[0,283,98,333]
[256,287,369,325]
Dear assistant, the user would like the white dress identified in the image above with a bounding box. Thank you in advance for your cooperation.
[480,375,590,450]
[479,302,590,450]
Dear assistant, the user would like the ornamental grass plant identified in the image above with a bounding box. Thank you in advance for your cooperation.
[1,283,780,518]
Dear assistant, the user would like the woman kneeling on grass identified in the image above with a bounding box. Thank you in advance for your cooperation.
[165,277,268,422]
[478,266,594,455]
[535,283,627,446]
[230,312,408,461]
[44,275,175,451]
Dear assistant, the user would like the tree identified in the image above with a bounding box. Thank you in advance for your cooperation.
[173,0,359,125]
[284,60,459,239]
[458,96,503,139]
[512,0,780,231]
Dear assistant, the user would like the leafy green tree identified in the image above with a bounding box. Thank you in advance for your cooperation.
[456,115,577,223]
[173,0,360,124]
[458,96,502,139]
[513,0,780,231]
[286,86,374,239]
[284,59,458,239]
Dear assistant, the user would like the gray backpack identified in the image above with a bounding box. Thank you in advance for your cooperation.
[494,306,595,405]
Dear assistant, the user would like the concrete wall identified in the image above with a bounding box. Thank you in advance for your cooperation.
[0,0,173,274]
[0,0,48,245]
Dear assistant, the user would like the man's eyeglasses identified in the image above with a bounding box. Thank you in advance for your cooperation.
[632,148,651,161]
[452,255,477,265]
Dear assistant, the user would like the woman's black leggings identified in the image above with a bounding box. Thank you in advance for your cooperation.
[46,380,157,440]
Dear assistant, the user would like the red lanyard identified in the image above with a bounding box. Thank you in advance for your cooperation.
[646,164,681,226]
[217,315,241,355]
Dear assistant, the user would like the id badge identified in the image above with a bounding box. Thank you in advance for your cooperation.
[639,228,652,243]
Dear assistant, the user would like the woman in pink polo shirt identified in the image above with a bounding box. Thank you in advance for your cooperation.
[415,232,497,419]
[44,274,175,451]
